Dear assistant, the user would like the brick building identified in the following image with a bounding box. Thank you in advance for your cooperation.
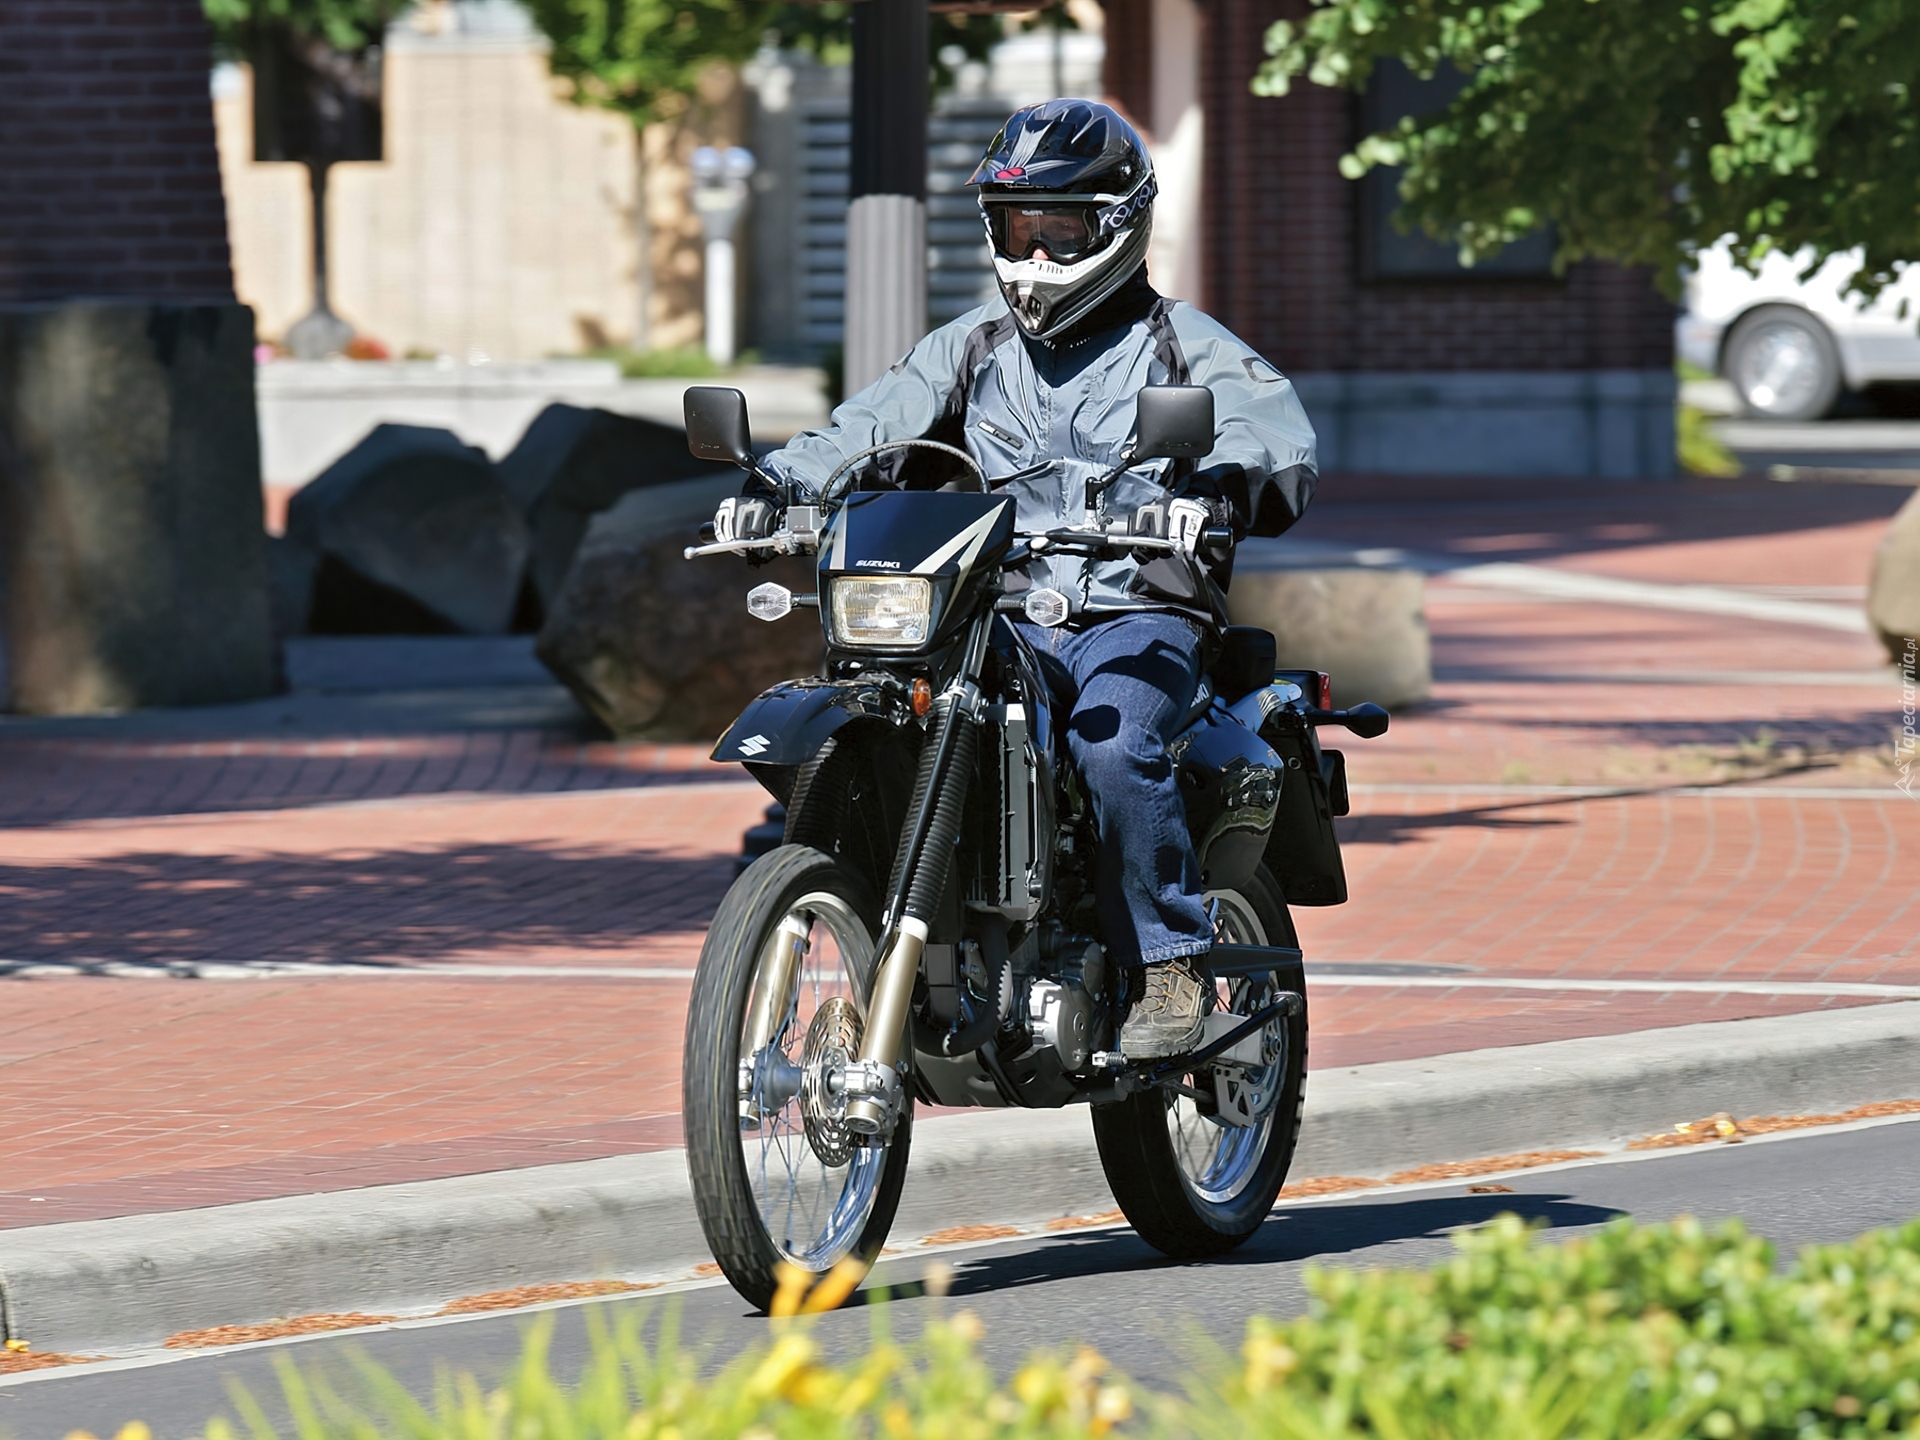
[0,1,235,305]
[1,0,272,715]
[1103,0,1675,477]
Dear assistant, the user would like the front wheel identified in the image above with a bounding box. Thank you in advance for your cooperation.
[683,844,912,1310]
[1090,863,1307,1258]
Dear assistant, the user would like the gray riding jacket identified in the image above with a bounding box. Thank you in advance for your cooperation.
[760,276,1319,621]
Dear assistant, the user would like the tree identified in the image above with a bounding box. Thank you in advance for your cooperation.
[524,2,1016,129]
[1254,0,1920,303]
[202,0,403,56]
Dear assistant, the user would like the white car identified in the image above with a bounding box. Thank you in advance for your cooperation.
[1678,241,1920,420]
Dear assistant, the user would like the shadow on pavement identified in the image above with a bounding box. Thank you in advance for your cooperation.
[855,1192,1622,1309]
[0,841,731,968]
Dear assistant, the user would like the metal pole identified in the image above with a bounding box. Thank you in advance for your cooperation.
[843,0,928,397]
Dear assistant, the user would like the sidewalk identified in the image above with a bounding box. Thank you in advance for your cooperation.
[2,474,1914,1237]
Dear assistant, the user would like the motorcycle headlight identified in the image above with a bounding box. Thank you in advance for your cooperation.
[829,576,934,648]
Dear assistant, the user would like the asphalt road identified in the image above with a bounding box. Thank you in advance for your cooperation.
[7,1117,1920,1440]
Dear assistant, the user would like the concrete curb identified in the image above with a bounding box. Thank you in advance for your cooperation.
[5,1002,1919,1354]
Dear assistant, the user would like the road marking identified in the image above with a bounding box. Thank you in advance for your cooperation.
[1308,972,1920,999]
[1356,783,1911,802]
[1447,562,1870,632]
[0,961,702,982]
[1240,539,1873,632]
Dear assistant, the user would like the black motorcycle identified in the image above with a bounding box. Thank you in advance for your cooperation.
[676,383,1387,1310]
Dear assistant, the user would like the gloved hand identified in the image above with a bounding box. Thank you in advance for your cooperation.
[713,496,777,545]
[1165,498,1211,559]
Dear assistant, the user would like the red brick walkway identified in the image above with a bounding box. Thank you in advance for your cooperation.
[2,476,1913,1230]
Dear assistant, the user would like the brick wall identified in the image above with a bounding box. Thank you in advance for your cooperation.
[1196,0,1672,373]
[0,1,235,305]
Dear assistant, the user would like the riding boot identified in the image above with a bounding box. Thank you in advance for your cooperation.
[1119,957,1208,1058]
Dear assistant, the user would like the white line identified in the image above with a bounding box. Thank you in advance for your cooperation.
[1241,539,1874,633]
[0,962,700,982]
[1447,563,1871,632]
[1309,972,1920,998]
[1349,783,1910,801]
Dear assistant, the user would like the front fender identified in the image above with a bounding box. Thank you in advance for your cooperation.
[712,676,906,767]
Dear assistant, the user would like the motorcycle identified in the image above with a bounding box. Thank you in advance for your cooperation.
[675,383,1388,1310]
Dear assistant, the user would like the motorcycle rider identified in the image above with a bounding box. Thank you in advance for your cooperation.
[714,99,1318,1059]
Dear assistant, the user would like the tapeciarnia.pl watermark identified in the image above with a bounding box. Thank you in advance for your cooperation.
[1899,637,1917,799]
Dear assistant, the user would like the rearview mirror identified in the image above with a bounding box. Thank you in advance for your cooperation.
[1133,385,1215,462]
[684,386,753,467]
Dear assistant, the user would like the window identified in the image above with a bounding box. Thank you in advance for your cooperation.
[1356,60,1555,281]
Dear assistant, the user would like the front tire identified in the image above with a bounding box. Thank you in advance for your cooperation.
[1091,863,1307,1258]
[683,844,912,1310]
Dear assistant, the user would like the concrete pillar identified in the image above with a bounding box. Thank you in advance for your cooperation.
[0,302,275,713]
[843,0,929,396]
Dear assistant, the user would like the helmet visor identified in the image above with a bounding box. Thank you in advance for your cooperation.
[985,202,1101,262]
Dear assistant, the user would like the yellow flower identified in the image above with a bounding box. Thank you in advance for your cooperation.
[1243,1328,1298,1394]
[113,1427,152,1440]
[947,1310,986,1344]
[747,1333,819,1400]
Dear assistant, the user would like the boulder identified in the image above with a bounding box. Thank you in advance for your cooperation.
[536,476,821,737]
[1227,565,1431,710]
[498,404,734,614]
[0,301,273,713]
[1867,488,1920,663]
[284,424,530,635]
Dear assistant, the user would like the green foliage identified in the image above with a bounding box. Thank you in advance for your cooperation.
[1204,1213,1920,1438]
[518,0,772,127]
[577,344,733,378]
[1679,404,1742,477]
[1253,0,1920,302]
[202,0,404,56]
[524,2,1034,130]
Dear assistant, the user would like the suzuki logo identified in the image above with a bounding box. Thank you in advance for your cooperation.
[737,734,770,757]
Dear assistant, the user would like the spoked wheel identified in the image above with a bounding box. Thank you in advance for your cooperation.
[1090,862,1308,1258]
[683,844,912,1310]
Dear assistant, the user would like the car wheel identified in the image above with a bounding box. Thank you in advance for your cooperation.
[1724,305,1843,421]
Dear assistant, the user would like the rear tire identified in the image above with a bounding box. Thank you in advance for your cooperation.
[683,844,912,1310]
[1091,863,1307,1258]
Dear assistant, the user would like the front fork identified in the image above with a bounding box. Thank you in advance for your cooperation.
[843,612,993,1135]
[740,913,810,1123]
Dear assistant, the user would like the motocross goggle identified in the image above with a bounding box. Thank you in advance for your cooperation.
[979,175,1156,264]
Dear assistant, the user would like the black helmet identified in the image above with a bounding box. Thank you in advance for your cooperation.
[969,99,1157,342]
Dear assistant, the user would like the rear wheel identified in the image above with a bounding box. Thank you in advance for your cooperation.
[1090,863,1307,1257]
[682,844,911,1310]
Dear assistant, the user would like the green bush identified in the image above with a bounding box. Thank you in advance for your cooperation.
[196,1214,1920,1440]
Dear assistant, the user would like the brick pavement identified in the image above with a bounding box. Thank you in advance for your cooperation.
[1,475,1913,1230]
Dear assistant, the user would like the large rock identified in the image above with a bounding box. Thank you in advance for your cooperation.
[536,477,821,737]
[1227,565,1431,710]
[498,404,734,614]
[0,301,273,713]
[1868,488,1920,663]
[284,424,530,635]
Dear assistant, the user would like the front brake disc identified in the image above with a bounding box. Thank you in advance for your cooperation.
[800,996,862,1167]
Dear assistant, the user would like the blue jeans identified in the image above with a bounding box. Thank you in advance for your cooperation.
[1015,612,1213,966]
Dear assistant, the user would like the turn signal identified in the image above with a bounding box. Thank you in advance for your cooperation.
[911,677,933,717]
